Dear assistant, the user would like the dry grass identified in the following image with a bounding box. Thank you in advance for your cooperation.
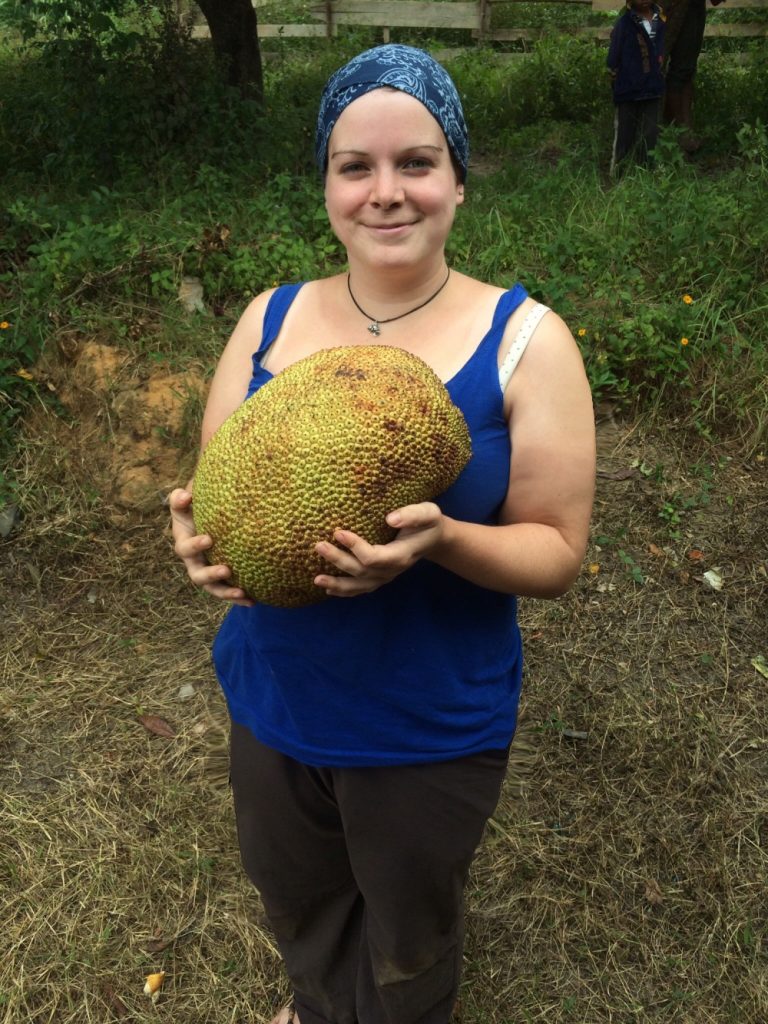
[1,380,766,1023]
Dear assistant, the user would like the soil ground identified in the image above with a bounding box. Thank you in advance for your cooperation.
[0,341,766,1023]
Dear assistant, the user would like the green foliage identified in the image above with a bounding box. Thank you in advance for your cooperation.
[0,6,271,185]
[0,0,140,47]
[696,46,768,149]
[452,39,607,144]
[0,320,39,471]
[1,32,766,489]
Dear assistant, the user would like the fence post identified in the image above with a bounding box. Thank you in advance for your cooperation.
[478,0,492,42]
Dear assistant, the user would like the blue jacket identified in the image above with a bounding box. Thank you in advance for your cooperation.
[607,6,666,103]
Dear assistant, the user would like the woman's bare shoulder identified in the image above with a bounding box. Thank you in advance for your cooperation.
[227,286,278,348]
[503,306,591,421]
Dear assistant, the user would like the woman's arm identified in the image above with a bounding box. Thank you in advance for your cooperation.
[429,312,595,597]
[315,313,595,599]
[169,290,276,605]
[199,289,275,447]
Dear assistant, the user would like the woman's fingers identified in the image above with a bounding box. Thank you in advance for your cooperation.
[194,563,254,606]
[386,501,442,531]
[315,533,373,576]
[174,531,212,560]
[313,505,445,597]
[168,487,254,606]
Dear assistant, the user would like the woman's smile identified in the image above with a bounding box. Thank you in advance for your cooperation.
[363,220,418,235]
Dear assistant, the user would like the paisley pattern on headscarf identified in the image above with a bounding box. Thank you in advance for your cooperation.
[316,44,469,181]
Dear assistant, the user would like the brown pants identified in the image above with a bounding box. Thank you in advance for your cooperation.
[229,722,510,1024]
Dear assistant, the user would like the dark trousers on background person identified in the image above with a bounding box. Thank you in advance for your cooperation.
[664,0,708,148]
[665,0,707,91]
[229,721,510,1024]
[611,98,662,173]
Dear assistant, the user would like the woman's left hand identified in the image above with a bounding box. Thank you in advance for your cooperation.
[314,502,445,597]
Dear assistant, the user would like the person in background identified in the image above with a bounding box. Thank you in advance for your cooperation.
[170,43,595,1024]
[607,0,667,173]
[662,0,725,152]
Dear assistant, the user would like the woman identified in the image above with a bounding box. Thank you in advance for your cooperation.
[170,44,595,1024]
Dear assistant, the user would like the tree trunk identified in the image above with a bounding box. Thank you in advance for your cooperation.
[196,0,263,102]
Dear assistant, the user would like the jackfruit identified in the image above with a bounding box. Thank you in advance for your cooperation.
[192,345,472,607]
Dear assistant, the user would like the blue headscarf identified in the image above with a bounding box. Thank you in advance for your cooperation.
[316,44,469,182]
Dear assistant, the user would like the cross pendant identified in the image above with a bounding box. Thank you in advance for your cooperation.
[368,322,381,337]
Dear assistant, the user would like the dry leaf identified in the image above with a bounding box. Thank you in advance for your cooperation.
[0,504,20,539]
[138,714,176,739]
[687,549,704,561]
[562,728,589,741]
[702,569,724,591]
[588,563,600,574]
[178,276,205,314]
[648,543,664,557]
[143,971,165,1003]
[645,879,664,906]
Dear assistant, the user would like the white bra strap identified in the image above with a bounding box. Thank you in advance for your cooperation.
[499,302,550,390]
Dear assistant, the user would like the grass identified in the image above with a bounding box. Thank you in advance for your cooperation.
[1,390,766,1022]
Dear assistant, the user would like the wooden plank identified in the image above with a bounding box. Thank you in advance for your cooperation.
[490,0,592,5]
[592,0,767,8]
[485,24,612,38]
[480,27,535,39]
[574,21,765,37]
[194,20,768,41]
[310,1,479,29]
[191,23,331,38]
[704,20,768,33]
[258,23,334,36]
[486,22,768,39]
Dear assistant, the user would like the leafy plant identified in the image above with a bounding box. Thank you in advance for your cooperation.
[1,32,766,492]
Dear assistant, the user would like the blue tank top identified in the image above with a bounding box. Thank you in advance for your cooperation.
[212,282,528,767]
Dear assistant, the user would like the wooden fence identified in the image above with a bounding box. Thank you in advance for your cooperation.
[190,0,768,44]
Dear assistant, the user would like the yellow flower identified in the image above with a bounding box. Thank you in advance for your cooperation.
[577,328,587,337]
[682,294,693,304]
[0,321,10,329]
[681,337,689,346]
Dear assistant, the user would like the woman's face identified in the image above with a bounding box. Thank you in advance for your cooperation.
[324,88,464,272]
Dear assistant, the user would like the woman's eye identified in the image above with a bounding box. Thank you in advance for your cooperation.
[404,158,431,170]
[341,163,367,174]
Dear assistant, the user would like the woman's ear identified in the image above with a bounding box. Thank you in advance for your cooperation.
[456,183,465,205]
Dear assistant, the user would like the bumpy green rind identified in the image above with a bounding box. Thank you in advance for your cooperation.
[192,345,472,607]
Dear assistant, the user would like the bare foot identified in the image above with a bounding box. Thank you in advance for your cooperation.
[270,1004,299,1024]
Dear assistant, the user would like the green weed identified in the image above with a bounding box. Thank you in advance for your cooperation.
[1,35,766,493]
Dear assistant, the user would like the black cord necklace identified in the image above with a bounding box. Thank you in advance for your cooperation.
[347,269,451,337]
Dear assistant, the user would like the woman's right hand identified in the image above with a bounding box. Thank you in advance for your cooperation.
[169,487,255,607]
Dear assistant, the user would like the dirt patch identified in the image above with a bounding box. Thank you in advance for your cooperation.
[36,336,207,512]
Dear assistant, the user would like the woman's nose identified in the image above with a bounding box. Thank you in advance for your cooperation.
[370,170,404,207]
